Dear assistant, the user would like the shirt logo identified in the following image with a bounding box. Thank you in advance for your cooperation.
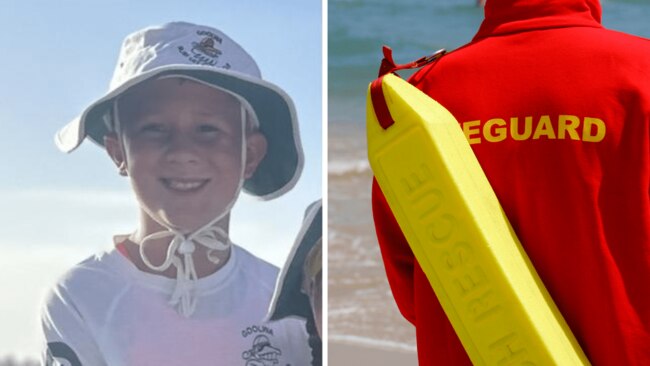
[240,324,288,366]
[242,335,282,365]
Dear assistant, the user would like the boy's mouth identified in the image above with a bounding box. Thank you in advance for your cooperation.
[160,178,210,192]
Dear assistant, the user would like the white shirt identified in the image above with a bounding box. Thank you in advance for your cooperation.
[40,244,312,366]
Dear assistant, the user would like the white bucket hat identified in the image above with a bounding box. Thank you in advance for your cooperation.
[55,21,303,200]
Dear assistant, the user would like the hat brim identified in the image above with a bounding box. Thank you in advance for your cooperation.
[266,200,322,322]
[55,65,303,200]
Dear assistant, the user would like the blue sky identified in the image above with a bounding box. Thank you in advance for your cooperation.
[0,0,322,360]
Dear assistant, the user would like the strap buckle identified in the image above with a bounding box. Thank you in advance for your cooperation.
[372,45,446,129]
[378,45,446,77]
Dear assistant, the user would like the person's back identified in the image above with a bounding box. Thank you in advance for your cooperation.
[372,0,650,364]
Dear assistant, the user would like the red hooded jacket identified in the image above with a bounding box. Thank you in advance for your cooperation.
[372,0,650,364]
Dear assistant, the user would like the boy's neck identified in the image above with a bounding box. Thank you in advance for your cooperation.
[119,215,232,279]
[121,236,232,279]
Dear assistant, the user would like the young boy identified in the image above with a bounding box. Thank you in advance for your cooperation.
[41,21,312,365]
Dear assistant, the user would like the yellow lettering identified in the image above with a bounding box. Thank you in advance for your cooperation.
[453,265,487,297]
[484,119,507,142]
[418,188,444,220]
[489,333,530,365]
[558,115,580,140]
[463,120,481,144]
[468,290,500,322]
[442,242,472,271]
[532,115,556,140]
[402,163,432,195]
[427,214,456,243]
[583,117,606,142]
[462,115,605,144]
[510,117,532,141]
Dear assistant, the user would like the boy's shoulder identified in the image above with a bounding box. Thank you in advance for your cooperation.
[55,249,126,284]
[232,244,279,291]
[49,250,120,287]
[42,249,129,318]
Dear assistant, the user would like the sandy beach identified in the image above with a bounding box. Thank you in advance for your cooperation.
[329,341,418,365]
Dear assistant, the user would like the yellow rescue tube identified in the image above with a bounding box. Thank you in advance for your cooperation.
[367,73,590,365]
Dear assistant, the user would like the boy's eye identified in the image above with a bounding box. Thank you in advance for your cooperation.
[139,123,167,134]
[197,124,220,133]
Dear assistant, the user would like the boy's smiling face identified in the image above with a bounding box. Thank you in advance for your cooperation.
[105,77,267,233]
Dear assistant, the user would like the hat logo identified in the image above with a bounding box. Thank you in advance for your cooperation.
[192,36,222,58]
[177,31,230,68]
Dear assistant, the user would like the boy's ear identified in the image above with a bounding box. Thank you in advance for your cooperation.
[243,131,268,179]
[104,133,128,176]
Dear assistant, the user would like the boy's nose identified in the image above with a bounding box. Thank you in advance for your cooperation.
[165,134,200,165]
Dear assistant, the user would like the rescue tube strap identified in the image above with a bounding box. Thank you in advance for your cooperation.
[371,45,446,130]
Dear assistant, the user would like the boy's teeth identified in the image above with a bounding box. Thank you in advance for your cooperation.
[166,179,205,191]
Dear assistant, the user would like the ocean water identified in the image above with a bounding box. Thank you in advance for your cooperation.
[329,0,650,124]
[328,0,650,352]
[329,0,484,124]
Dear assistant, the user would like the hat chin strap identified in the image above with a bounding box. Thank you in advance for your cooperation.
[114,101,248,318]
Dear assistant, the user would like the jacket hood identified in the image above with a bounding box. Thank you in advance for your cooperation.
[474,0,602,41]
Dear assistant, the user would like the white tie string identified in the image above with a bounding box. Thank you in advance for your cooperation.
[138,225,231,317]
